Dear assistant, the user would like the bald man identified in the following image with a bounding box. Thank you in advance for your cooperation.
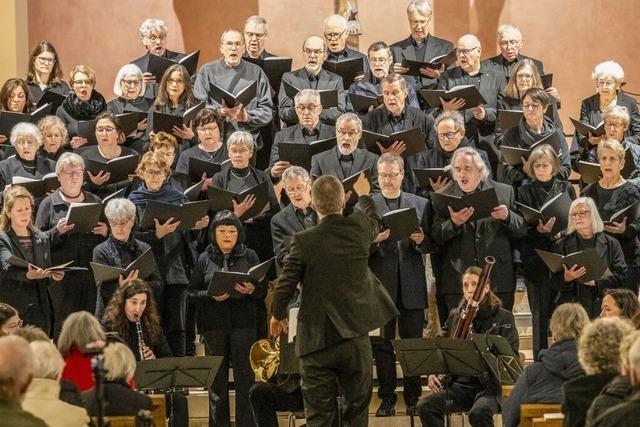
[322,14,369,85]
[278,36,348,127]
[436,34,506,173]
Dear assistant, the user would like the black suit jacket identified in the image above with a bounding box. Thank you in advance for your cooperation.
[272,195,398,356]
[390,34,454,89]
[481,53,544,77]
[310,146,379,192]
[369,192,433,310]
[270,203,316,266]
[269,122,336,170]
[278,68,348,126]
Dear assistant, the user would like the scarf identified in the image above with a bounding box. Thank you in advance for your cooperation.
[128,183,187,207]
[518,115,555,149]
[62,90,106,120]
[435,136,473,160]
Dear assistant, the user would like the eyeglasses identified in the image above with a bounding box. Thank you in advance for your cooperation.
[96,126,116,133]
[197,125,219,134]
[229,147,251,155]
[144,169,166,178]
[167,78,184,85]
[570,210,591,218]
[597,79,617,88]
[146,34,166,43]
[522,102,543,110]
[36,56,56,65]
[60,170,84,178]
[303,48,324,56]
[324,30,346,41]
[109,219,132,227]
[409,18,430,27]
[245,31,266,39]
[15,139,36,146]
[73,79,93,86]
[533,162,551,169]
[605,121,626,129]
[455,47,479,57]
[121,79,141,87]
[7,319,23,329]
[369,56,390,64]
[295,104,320,112]
[499,39,521,47]
[516,73,534,81]
[337,129,360,138]
[285,187,308,196]
[379,172,401,179]
[437,129,461,140]
[223,41,244,48]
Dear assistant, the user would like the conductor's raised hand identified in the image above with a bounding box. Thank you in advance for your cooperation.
[448,205,474,226]
[270,316,289,337]
[352,172,371,197]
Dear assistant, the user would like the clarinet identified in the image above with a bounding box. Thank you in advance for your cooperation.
[135,317,146,361]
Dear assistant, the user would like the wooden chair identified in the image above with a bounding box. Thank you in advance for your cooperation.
[502,384,515,399]
[520,403,562,427]
[532,416,564,427]
[150,394,167,427]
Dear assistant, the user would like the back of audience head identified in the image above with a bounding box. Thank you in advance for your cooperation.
[14,325,49,343]
[601,288,639,319]
[57,311,106,356]
[618,330,640,377]
[0,335,33,401]
[103,342,137,382]
[578,317,634,375]
[30,340,65,381]
[550,303,589,342]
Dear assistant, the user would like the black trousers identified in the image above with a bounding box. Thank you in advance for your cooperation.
[523,268,553,360]
[49,270,96,339]
[160,284,188,357]
[374,307,424,405]
[202,328,256,427]
[417,382,500,427]
[249,381,304,427]
[299,335,372,427]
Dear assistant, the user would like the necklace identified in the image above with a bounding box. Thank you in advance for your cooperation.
[600,176,624,189]
[230,168,251,179]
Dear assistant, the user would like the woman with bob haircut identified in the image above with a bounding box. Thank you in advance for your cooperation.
[36,115,71,161]
[25,41,70,105]
[600,288,639,319]
[551,197,627,318]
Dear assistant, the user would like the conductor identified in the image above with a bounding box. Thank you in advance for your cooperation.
[270,173,398,426]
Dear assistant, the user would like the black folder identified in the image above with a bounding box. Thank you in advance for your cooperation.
[419,85,487,110]
[382,207,419,241]
[146,50,200,80]
[90,248,157,283]
[12,173,59,197]
[535,248,609,283]
[102,188,128,204]
[413,166,453,187]
[207,257,275,297]
[8,257,86,272]
[322,56,365,88]
[188,158,230,183]
[84,154,139,184]
[208,81,257,108]
[244,56,292,92]
[278,138,336,171]
[496,110,523,133]
[0,104,50,136]
[516,192,572,235]
[115,112,140,136]
[576,161,600,184]
[282,80,338,109]
[207,181,270,221]
[36,90,66,113]
[571,118,604,137]
[361,128,426,157]
[64,202,104,234]
[431,188,500,222]
[400,50,457,75]
[500,131,564,166]
[341,169,372,205]
[349,93,383,113]
[151,102,205,134]
[139,200,210,231]
[183,180,204,202]
[603,201,640,226]
[76,119,98,145]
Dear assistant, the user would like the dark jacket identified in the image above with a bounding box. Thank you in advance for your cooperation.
[83,379,153,417]
[562,372,617,427]
[278,68,348,126]
[270,203,317,266]
[586,375,631,426]
[26,80,70,105]
[0,398,47,427]
[591,385,640,427]
[348,70,420,112]
[390,34,454,90]
[552,232,627,318]
[0,229,53,335]
[503,338,584,427]
[496,96,563,133]
[271,195,399,357]
[79,145,139,200]
[585,138,640,186]
[0,155,56,195]
[104,320,173,362]
[106,96,152,153]
[310,146,379,193]
[481,53,544,77]
[269,122,336,171]
[55,97,107,140]
[188,243,265,331]
[430,179,526,295]
[369,192,433,309]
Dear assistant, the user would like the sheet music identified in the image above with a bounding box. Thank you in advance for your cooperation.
[288,307,298,343]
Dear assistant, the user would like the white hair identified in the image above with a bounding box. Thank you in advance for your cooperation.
[30,340,64,380]
[336,113,362,131]
[282,166,311,184]
[592,61,624,82]
[226,130,255,151]
[104,198,136,222]
[323,14,347,30]
[294,89,321,106]
[55,152,85,176]
[567,197,604,234]
[103,343,137,382]
[406,0,432,17]
[139,18,167,39]
[10,122,42,148]
[450,147,490,181]
[113,64,146,97]
[244,15,268,33]
[496,24,522,42]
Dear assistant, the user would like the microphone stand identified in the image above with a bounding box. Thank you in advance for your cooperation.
[91,354,107,427]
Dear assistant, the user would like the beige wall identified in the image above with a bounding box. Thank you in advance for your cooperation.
[0,0,28,82]
[13,0,640,129]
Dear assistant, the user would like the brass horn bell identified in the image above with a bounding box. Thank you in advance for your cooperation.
[250,338,280,382]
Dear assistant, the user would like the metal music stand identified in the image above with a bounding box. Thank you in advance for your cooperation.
[471,334,523,385]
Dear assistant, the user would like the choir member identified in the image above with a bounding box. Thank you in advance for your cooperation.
[188,210,266,427]
[391,0,453,91]
[56,65,107,150]
[80,112,139,199]
[36,115,71,161]
[416,265,519,427]
[243,15,274,60]
[0,186,63,336]
[581,139,640,291]
[482,24,545,80]
[575,61,640,158]
[430,147,525,318]
[279,36,347,126]
[128,151,208,356]
[147,131,191,192]
[516,144,577,358]
[323,14,368,74]
[369,153,432,416]
[0,78,34,145]
[552,197,627,318]
[35,153,108,334]
[269,89,335,179]
[194,29,273,151]
[497,87,570,187]
[107,64,151,153]
[25,41,70,105]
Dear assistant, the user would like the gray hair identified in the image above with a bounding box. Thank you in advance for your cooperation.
[450,147,490,181]
[549,303,589,342]
[57,311,106,356]
[10,122,42,148]
[221,28,244,44]
[282,166,311,185]
[139,18,167,39]
[103,343,137,382]
[294,89,321,106]
[604,105,630,128]
[244,15,268,33]
[434,110,465,131]
[323,14,347,31]
[567,197,604,234]
[55,152,85,176]
[378,152,405,171]
[30,340,64,380]
[407,0,432,17]
[335,113,362,132]
[592,61,624,82]
[104,198,136,222]
[226,130,255,151]
[579,317,634,375]
[496,24,522,43]
[113,63,145,97]
[0,336,32,400]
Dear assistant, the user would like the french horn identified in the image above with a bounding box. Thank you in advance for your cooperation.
[250,338,280,382]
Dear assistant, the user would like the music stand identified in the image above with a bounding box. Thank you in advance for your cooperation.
[392,338,487,427]
[471,334,523,385]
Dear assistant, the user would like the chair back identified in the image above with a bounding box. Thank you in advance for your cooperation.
[520,403,562,427]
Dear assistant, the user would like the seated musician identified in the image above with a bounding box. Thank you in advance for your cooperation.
[416,265,519,427]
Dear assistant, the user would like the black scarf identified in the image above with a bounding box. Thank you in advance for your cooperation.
[518,115,555,149]
[62,90,106,120]
[128,183,187,207]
